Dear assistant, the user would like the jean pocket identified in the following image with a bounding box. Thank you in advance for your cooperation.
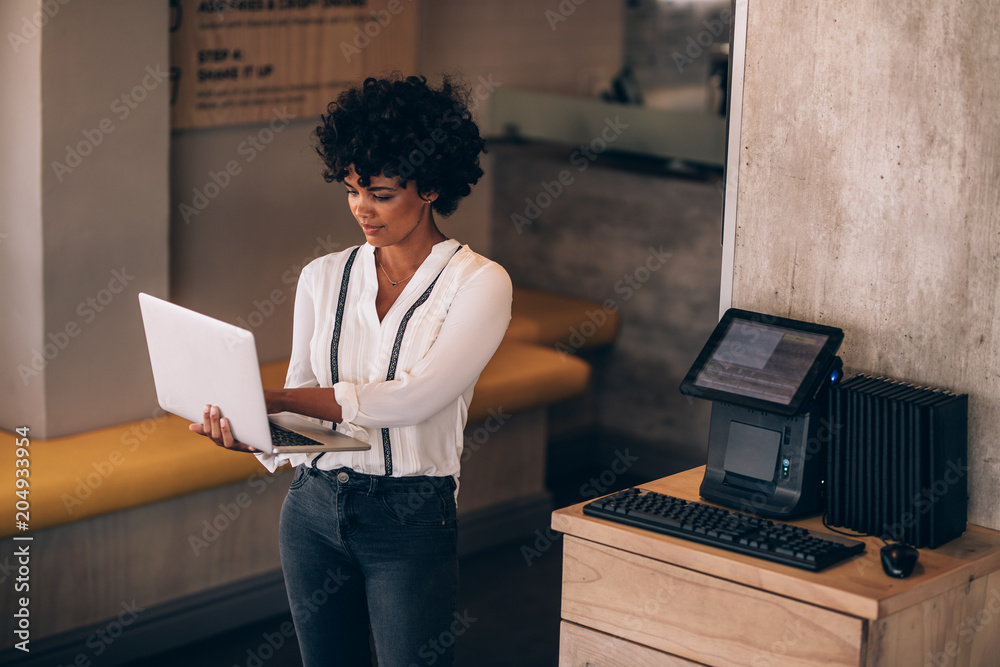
[288,465,310,490]
[377,485,450,527]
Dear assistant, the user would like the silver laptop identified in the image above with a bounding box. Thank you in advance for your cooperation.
[138,292,370,454]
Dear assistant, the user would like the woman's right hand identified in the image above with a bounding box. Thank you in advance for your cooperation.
[189,404,261,454]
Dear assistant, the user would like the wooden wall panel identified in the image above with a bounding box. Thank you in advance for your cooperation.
[732,2,1000,529]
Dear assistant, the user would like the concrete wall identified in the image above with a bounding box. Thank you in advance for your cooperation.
[732,2,1000,529]
[0,0,45,432]
[420,0,623,274]
[1,0,169,438]
[492,146,722,465]
[420,0,622,116]
[169,120,358,362]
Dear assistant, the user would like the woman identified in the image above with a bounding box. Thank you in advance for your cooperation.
[191,74,511,666]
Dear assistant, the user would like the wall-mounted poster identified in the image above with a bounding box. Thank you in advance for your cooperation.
[169,0,419,130]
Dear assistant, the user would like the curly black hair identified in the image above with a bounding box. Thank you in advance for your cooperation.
[314,74,486,217]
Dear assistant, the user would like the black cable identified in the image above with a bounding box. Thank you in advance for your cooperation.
[821,513,886,546]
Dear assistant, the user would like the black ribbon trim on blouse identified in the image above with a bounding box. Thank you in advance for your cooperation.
[379,246,461,476]
[311,246,359,469]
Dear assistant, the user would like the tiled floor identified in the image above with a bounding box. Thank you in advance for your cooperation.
[129,533,565,667]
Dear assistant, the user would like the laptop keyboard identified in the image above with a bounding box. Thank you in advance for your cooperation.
[268,422,325,449]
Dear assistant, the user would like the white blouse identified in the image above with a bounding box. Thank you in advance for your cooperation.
[254,239,512,481]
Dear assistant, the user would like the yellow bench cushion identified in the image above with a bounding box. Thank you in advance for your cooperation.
[1,416,265,538]
[0,362,292,538]
[1,344,589,537]
[507,286,620,349]
[468,339,590,421]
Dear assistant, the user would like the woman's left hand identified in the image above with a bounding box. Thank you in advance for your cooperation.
[189,404,261,453]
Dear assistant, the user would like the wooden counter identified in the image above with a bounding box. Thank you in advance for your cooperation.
[552,466,1000,666]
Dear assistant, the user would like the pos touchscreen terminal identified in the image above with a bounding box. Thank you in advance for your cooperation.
[681,309,844,518]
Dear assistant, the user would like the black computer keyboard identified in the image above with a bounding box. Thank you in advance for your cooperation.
[583,488,866,572]
[269,422,324,449]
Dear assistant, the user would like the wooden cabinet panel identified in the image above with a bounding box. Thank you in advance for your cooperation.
[866,570,1000,666]
[558,622,702,667]
[562,536,865,667]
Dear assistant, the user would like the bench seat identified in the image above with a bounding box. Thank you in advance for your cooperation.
[506,286,620,349]
[0,339,590,538]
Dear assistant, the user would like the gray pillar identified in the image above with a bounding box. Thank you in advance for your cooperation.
[1,0,169,438]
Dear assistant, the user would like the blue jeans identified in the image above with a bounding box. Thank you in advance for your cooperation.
[279,465,459,667]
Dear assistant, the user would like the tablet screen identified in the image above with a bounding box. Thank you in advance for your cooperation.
[681,310,843,414]
[694,320,828,405]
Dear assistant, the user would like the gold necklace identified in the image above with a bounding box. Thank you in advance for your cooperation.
[376,252,416,287]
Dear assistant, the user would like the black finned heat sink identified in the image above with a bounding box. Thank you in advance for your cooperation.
[827,374,968,548]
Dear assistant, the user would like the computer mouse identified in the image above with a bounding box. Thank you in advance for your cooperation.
[880,543,919,578]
